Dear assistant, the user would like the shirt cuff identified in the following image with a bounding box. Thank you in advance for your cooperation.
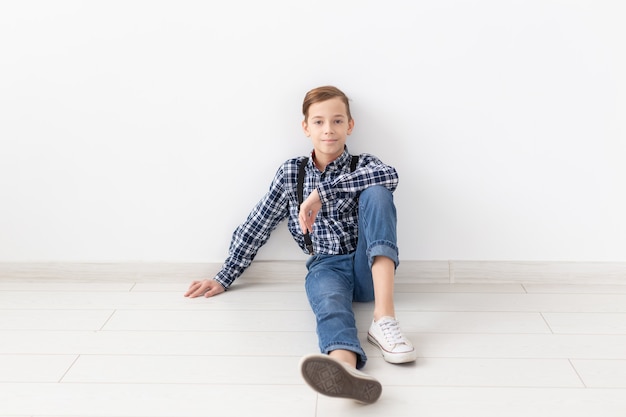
[213,273,232,290]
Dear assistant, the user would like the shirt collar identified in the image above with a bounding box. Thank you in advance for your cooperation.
[309,146,351,173]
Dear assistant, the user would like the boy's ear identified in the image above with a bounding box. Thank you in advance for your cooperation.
[347,118,355,135]
[302,120,311,137]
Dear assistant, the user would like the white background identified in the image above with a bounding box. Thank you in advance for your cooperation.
[1,0,624,263]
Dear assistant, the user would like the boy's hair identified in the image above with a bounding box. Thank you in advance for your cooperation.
[302,86,352,122]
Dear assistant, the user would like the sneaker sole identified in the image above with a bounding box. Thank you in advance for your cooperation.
[367,333,417,364]
[300,355,382,404]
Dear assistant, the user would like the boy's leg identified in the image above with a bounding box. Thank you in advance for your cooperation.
[301,254,382,403]
[304,254,367,369]
[371,256,396,320]
[353,185,399,304]
[353,185,416,364]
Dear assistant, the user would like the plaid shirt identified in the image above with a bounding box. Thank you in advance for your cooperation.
[214,148,399,288]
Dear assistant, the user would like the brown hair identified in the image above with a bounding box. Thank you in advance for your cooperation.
[302,85,352,122]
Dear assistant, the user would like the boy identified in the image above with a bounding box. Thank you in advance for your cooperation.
[185,86,416,404]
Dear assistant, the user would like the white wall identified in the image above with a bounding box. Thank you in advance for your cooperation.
[1,0,624,263]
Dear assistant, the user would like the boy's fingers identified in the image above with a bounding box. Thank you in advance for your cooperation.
[186,287,201,298]
[298,211,309,233]
[185,280,210,298]
[184,281,200,297]
[299,208,316,233]
[185,280,224,298]
[298,215,305,233]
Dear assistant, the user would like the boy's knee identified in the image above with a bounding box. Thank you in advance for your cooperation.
[360,185,392,199]
[359,185,395,212]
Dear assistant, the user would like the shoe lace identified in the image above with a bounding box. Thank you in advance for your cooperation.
[379,318,408,345]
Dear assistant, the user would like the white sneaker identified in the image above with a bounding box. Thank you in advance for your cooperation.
[367,316,417,364]
[300,354,382,404]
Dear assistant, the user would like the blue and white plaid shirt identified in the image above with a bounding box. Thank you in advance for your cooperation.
[214,147,399,288]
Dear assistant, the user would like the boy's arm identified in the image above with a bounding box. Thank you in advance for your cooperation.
[317,153,399,206]
[184,165,289,298]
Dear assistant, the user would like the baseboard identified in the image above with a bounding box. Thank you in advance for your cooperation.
[0,261,625,285]
[448,261,626,285]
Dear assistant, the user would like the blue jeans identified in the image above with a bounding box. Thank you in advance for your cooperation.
[304,185,399,369]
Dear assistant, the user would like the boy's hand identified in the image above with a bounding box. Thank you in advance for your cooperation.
[298,189,322,234]
[184,279,225,298]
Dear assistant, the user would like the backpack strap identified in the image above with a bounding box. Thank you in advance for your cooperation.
[297,155,359,255]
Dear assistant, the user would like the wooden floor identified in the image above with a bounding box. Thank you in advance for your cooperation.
[1,262,626,417]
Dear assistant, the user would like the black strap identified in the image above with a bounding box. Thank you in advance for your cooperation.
[297,155,359,255]
[297,157,308,213]
[350,154,359,171]
[297,157,314,254]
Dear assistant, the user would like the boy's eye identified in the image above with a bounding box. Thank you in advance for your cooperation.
[334,120,344,124]
[314,121,323,125]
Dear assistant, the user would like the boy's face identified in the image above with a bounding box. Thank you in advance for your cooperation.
[302,97,354,162]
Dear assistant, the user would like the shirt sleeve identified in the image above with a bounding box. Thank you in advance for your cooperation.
[214,164,289,288]
[317,153,399,206]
